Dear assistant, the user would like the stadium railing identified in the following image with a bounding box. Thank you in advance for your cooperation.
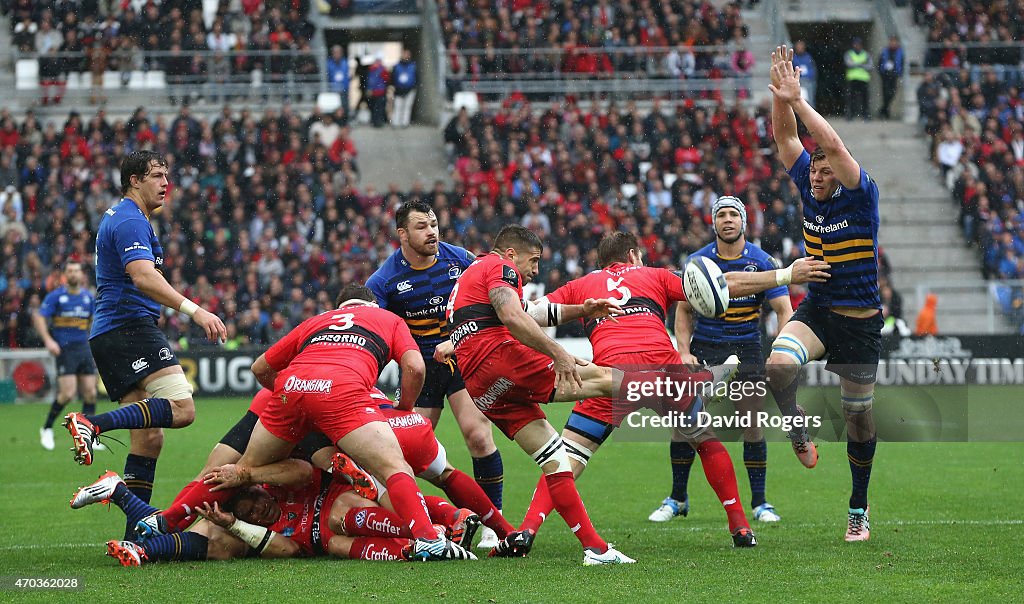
[913,280,1024,334]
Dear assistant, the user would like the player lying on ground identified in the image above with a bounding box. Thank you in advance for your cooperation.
[136,388,514,548]
[71,460,429,566]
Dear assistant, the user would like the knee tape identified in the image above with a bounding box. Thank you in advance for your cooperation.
[418,440,448,481]
[530,432,572,473]
[772,335,810,366]
[841,387,874,414]
[563,439,595,468]
[147,373,194,400]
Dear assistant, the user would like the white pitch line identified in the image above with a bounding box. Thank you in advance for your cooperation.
[2,519,1021,551]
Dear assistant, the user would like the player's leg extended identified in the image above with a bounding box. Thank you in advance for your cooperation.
[840,376,876,542]
[551,362,615,402]
[766,321,824,468]
[448,388,503,547]
[41,374,77,450]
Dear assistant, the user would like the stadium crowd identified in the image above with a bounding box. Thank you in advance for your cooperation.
[439,0,755,82]
[5,0,318,104]
[916,0,1024,69]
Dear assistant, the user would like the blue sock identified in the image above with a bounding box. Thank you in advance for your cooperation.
[111,482,159,526]
[140,533,209,562]
[82,400,96,416]
[669,441,696,502]
[472,450,504,510]
[743,439,768,509]
[848,439,877,510]
[87,398,173,433]
[769,377,800,418]
[43,399,67,429]
[124,454,158,540]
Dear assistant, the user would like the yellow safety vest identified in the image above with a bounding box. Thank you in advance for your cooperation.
[846,50,870,82]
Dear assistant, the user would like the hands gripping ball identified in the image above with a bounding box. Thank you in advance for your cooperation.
[683,257,729,318]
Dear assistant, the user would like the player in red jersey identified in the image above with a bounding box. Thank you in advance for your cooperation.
[74,458,415,566]
[446,225,639,565]
[235,284,474,561]
[515,232,828,547]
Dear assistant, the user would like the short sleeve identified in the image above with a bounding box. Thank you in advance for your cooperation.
[112,218,157,267]
[786,149,811,196]
[760,257,789,300]
[545,281,574,305]
[365,272,389,308]
[389,316,420,362]
[39,291,58,318]
[662,269,687,303]
[264,325,304,371]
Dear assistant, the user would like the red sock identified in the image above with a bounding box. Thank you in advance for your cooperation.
[166,480,200,527]
[697,440,749,532]
[544,471,607,552]
[442,469,513,538]
[519,475,554,534]
[348,537,409,561]
[384,473,436,540]
[423,495,457,526]
[161,480,236,527]
[343,507,412,538]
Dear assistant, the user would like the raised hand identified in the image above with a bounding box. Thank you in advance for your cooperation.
[768,45,802,105]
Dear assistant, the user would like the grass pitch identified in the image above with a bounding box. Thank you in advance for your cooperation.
[1,391,1022,603]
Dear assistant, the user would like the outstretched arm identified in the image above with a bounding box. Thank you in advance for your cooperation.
[769,46,804,170]
[770,45,862,189]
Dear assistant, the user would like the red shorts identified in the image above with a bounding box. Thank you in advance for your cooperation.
[248,388,275,416]
[573,349,707,427]
[260,370,388,445]
[381,408,443,476]
[463,340,553,439]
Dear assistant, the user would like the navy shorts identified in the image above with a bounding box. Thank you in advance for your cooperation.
[789,301,883,385]
[56,342,97,376]
[90,319,179,402]
[691,337,765,380]
[400,357,467,409]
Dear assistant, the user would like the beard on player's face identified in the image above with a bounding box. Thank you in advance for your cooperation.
[718,230,743,245]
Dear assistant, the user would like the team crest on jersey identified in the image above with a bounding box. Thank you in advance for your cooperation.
[429,296,444,305]
[448,265,462,279]
[59,295,69,303]
[288,512,297,520]
[158,347,173,361]
[815,215,824,223]
[743,264,758,272]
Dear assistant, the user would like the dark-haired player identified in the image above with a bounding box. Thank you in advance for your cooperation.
[770,45,883,541]
[34,261,100,451]
[650,196,794,525]
[518,231,827,547]
[366,200,505,549]
[64,150,226,539]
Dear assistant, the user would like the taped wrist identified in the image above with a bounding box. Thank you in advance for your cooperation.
[228,519,276,553]
[526,297,562,327]
[179,298,200,317]
[776,265,794,286]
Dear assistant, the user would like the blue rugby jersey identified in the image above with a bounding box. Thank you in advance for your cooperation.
[690,242,789,342]
[787,150,881,308]
[90,199,164,338]
[366,242,475,355]
[38,286,94,346]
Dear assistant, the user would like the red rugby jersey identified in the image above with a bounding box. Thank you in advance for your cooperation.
[447,253,525,376]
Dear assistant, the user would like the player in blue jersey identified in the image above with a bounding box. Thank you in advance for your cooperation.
[63,151,227,538]
[770,46,882,541]
[649,196,795,525]
[366,200,505,550]
[33,261,103,452]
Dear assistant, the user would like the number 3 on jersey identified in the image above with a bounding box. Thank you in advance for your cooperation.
[329,313,355,330]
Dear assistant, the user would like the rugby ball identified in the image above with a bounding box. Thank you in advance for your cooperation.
[683,256,729,318]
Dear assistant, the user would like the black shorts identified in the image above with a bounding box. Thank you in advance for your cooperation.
[90,319,179,402]
[56,342,97,376]
[790,301,883,385]
[399,357,466,409]
[691,337,765,381]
